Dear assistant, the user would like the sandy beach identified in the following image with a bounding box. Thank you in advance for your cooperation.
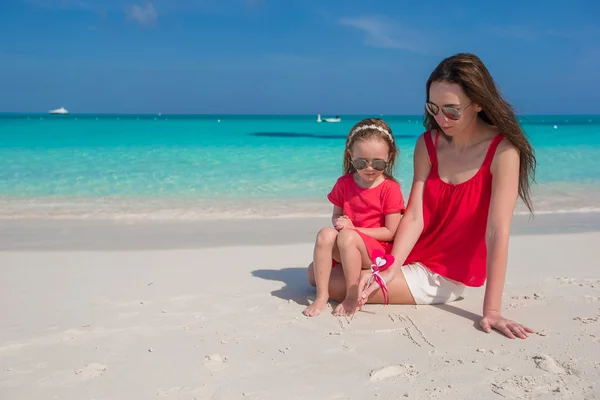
[1,217,600,399]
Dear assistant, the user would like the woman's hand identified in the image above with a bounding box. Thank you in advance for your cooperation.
[356,268,397,306]
[480,311,534,339]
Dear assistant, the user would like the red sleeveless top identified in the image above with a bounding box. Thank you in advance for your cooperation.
[405,130,505,287]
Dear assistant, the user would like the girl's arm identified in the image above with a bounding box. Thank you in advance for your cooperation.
[331,205,344,227]
[358,134,431,299]
[351,212,402,242]
[480,140,534,339]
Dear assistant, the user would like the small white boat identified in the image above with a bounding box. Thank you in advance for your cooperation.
[49,106,69,115]
[317,114,341,123]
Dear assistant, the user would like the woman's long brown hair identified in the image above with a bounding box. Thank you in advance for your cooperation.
[424,53,537,213]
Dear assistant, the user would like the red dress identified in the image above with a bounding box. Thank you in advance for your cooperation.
[327,174,406,259]
[405,131,505,287]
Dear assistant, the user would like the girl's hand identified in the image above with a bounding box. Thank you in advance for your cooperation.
[338,215,354,229]
[335,216,354,230]
[333,217,343,230]
[480,311,534,339]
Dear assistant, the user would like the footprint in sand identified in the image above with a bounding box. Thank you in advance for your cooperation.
[556,277,599,288]
[533,354,565,374]
[492,375,562,399]
[203,354,228,372]
[57,328,93,345]
[369,364,417,381]
[491,369,592,400]
[74,363,108,379]
[37,363,107,386]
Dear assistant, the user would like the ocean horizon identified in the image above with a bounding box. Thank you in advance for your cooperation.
[1,113,599,220]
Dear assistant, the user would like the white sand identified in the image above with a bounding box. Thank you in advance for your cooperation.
[1,232,600,399]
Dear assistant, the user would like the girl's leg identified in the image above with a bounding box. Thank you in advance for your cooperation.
[303,227,339,317]
[333,229,372,316]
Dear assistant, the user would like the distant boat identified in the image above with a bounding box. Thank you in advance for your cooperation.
[317,114,341,123]
[49,106,69,115]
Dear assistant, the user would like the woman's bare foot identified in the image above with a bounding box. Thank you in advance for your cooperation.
[302,296,329,317]
[334,295,360,316]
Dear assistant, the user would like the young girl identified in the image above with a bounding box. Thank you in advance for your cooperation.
[303,118,406,317]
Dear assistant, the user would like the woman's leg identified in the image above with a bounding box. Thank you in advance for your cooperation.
[333,229,373,315]
[303,227,339,317]
[307,262,416,306]
[359,269,416,305]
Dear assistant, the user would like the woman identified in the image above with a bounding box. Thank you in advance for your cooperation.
[306,53,536,339]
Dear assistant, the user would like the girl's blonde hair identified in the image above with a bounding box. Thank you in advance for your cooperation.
[343,118,398,180]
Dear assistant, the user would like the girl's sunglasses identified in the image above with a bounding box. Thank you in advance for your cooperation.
[425,102,472,121]
[351,158,387,171]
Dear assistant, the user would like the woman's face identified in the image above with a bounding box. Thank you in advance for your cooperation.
[428,81,481,135]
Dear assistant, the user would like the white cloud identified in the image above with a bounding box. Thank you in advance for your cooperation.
[125,3,157,26]
[338,16,426,53]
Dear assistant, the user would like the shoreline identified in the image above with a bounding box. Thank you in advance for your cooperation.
[2,211,600,251]
[2,181,600,221]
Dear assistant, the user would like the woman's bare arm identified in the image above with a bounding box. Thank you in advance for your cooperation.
[481,140,534,339]
[358,133,431,299]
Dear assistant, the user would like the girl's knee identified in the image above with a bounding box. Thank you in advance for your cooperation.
[306,262,316,286]
[316,227,338,247]
[336,229,359,249]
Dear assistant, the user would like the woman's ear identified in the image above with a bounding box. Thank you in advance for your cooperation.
[474,103,483,113]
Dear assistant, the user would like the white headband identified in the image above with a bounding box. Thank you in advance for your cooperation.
[348,124,394,144]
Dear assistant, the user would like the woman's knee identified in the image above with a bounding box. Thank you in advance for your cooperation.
[315,227,338,248]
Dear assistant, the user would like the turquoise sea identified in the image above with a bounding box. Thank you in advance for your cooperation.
[1,114,599,220]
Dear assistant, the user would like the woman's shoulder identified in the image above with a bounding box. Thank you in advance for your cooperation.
[488,129,515,154]
[419,129,436,139]
[416,130,439,147]
[489,133,519,174]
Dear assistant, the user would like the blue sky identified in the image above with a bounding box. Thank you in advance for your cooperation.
[0,0,598,114]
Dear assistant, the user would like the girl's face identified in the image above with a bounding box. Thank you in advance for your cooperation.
[348,138,390,183]
[427,81,482,136]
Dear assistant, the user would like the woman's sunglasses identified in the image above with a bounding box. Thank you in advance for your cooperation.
[351,158,387,171]
[425,102,472,121]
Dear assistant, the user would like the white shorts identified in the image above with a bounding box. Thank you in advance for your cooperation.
[401,263,466,305]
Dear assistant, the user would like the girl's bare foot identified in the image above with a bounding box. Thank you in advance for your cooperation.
[334,295,360,316]
[302,296,329,317]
